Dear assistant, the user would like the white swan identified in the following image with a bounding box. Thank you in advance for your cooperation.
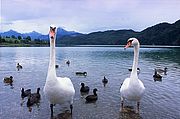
[43,26,75,117]
[120,38,145,113]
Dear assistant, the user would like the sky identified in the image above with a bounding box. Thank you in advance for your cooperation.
[1,0,180,34]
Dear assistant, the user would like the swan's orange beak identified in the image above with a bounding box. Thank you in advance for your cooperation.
[49,26,56,39]
[124,41,132,49]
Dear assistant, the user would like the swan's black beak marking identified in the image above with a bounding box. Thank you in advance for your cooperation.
[50,26,56,39]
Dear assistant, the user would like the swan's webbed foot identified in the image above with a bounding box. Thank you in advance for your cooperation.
[70,104,73,115]
[50,104,54,117]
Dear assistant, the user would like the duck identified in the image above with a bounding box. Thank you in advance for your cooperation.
[120,38,145,113]
[76,72,87,76]
[155,67,167,75]
[26,95,39,107]
[102,76,108,84]
[85,88,98,102]
[26,88,41,107]
[153,69,162,81]
[80,83,90,93]
[4,76,13,84]
[66,60,70,66]
[21,88,31,98]
[17,63,23,69]
[31,88,41,99]
[43,26,75,117]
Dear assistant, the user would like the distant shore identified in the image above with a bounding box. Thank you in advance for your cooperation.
[1,44,180,48]
[0,43,49,47]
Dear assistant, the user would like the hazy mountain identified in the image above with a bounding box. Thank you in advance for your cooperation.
[0,27,82,40]
[23,31,43,39]
[0,30,22,38]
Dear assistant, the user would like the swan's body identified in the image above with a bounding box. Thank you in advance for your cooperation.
[120,38,145,113]
[43,26,75,117]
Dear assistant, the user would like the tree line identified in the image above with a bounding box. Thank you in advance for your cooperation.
[0,35,49,45]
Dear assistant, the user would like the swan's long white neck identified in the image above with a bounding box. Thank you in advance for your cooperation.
[130,43,139,78]
[47,38,56,78]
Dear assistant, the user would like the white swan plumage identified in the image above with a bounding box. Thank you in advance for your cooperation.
[120,38,145,113]
[43,26,75,117]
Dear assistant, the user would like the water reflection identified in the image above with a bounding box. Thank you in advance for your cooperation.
[119,106,142,119]
[153,77,162,82]
[52,110,71,119]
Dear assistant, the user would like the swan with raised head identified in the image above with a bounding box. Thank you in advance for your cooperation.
[43,26,75,117]
[120,38,145,113]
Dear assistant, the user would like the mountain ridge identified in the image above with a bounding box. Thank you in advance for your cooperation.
[0,27,82,40]
[58,19,180,45]
[1,19,180,45]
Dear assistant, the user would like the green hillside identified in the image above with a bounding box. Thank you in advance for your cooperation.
[58,19,180,46]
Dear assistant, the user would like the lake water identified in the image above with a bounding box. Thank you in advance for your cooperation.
[0,46,180,119]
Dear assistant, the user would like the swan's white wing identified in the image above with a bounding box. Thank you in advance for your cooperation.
[120,78,130,92]
[120,77,145,101]
[120,78,130,98]
[57,77,75,103]
[44,77,75,104]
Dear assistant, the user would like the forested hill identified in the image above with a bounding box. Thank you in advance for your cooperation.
[58,19,180,46]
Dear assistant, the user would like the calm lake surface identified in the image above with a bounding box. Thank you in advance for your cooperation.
[0,46,180,119]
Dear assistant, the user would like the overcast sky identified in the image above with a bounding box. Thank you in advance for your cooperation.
[1,0,180,34]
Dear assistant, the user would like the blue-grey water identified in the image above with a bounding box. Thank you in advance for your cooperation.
[0,47,180,119]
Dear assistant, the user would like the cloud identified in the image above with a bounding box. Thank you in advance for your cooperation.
[1,0,180,34]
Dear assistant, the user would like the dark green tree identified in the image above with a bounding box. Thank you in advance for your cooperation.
[18,36,22,40]
[26,36,31,41]
[11,35,16,39]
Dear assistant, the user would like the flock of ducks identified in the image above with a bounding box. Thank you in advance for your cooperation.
[2,26,168,118]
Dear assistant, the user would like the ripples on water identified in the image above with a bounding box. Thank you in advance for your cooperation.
[0,47,180,119]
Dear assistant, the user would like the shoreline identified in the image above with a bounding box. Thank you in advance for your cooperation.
[1,44,180,48]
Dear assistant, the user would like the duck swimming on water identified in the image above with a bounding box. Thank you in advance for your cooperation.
[85,88,98,103]
[4,76,13,84]
[17,63,23,70]
[21,88,31,98]
[80,83,90,93]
